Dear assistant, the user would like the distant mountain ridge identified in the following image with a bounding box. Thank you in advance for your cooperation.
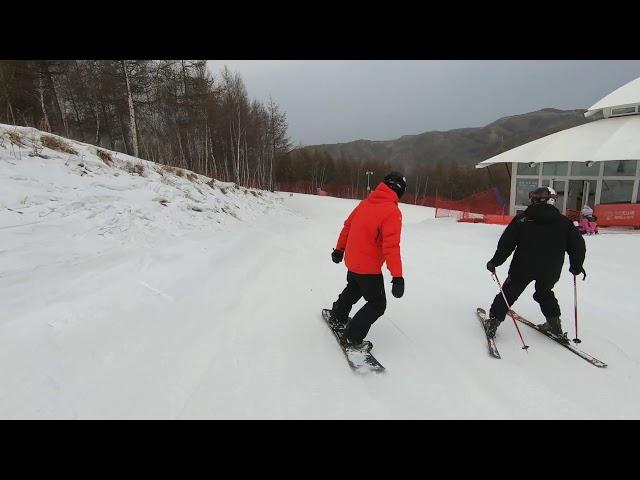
[300,108,594,169]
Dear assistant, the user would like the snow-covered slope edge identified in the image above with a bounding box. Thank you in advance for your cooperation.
[0,123,283,244]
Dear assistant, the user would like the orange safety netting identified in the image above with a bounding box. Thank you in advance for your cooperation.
[458,213,514,225]
[275,182,438,207]
[436,188,512,225]
[436,188,506,217]
[276,181,366,200]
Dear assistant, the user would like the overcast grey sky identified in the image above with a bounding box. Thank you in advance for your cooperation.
[206,60,640,146]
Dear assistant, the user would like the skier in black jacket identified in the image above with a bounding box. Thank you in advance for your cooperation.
[484,186,586,339]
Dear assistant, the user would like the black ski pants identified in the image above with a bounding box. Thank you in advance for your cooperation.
[489,275,561,322]
[332,271,386,343]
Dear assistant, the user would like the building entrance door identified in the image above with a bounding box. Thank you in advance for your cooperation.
[549,179,567,213]
[567,179,597,214]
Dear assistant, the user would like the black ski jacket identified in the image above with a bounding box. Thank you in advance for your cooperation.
[489,203,586,282]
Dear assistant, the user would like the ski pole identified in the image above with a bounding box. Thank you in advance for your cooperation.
[492,272,529,351]
[573,274,581,344]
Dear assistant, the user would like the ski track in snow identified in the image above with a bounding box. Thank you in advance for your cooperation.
[1,123,640,419]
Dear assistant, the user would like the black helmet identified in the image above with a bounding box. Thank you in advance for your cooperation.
[383,171,407,199]
[529,186,558,205]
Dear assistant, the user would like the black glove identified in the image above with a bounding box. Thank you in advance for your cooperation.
[391,277,404,298]
[570,265,586,280]
[331,249,344,264]
[486,261,496,273]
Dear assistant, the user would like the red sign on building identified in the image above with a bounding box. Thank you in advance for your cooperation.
[594,204,640,228]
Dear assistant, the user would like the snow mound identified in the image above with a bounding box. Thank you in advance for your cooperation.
[0,124,283,244]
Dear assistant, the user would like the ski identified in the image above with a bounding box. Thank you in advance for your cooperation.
[511,311,607,368]
[321,309,385,373]
[476,308,501,359]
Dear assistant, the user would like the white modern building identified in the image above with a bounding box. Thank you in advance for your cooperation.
[476,77,640,216]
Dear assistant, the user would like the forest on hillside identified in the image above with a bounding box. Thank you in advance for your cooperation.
[0,60,510,202]
[0,60,290,191]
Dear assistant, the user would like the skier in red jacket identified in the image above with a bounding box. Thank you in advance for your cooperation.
[328,172,406,351]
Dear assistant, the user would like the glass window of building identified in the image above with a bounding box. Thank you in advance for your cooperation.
[550,179,566,212]
[603,160,637,177]
[610,106,637,116]
[566,179,597,212]
[515,178,539,206]
[570,162,599,176]
[517,162,539,175]
[542,162,569,176]
[600,180,635,204]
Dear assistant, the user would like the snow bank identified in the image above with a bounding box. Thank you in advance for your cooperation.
[0,124,283,245]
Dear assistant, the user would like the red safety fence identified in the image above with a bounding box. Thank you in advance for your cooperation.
[401,193,437,208]
[435,188,510,225]
[276,182,516,226]
[275,181,366,200]
[435,188,506,218]
[458,213,514,225]
[484,214,514,225]
[594,203,640,228]
[473,214,514,225]
[275,181,438,207]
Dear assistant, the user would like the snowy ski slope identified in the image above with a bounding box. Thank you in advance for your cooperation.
[1,124,639,419]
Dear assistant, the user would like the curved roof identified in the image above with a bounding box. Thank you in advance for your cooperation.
[586,76,640,116]
[476,115,640,168]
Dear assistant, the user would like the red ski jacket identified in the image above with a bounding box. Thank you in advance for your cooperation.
[335,182,403,277]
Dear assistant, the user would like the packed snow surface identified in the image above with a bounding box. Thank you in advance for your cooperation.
[1,124,639,419]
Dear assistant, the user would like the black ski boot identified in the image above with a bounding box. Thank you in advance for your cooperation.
[485,316,501,339]
[342,337,373,352]
[539,316,569,342]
